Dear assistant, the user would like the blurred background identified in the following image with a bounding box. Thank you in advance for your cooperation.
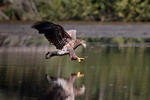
[0,0,150,22]
[0,0,150,100]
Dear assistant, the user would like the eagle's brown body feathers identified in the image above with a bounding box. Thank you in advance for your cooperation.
[32,21,86,62]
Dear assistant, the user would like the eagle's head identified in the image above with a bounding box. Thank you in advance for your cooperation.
[80,40,86,48]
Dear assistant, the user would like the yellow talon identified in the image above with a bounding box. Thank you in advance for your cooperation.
[77,72,84,77]
[77,57,85,62]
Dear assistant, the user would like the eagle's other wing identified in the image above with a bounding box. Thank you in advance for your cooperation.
[66,30,76,40]
[32,21,72,49]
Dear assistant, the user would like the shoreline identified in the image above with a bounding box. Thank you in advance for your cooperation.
[0,23,150,47]
[0,23,150,38]
[0,21,150,25]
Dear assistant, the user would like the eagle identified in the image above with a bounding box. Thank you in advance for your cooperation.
[32,21,86,62]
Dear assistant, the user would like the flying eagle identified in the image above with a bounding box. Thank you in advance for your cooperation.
[32,21,86,62]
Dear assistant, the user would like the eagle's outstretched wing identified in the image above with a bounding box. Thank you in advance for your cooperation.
[67,30,76,40]
[32,21,72,49]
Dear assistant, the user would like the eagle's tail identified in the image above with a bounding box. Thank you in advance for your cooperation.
[32,21,54,34]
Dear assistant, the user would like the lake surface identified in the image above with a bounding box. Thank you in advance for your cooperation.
[0,43,150,100]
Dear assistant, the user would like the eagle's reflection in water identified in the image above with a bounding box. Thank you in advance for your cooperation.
[39,72,85,100]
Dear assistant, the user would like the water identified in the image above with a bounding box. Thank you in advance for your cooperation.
[0,43,150,100]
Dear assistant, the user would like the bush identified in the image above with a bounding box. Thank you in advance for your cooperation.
[116,0,150,21]
[0,0,150,22]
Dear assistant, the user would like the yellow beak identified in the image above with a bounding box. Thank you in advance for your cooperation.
[77,72,84,78]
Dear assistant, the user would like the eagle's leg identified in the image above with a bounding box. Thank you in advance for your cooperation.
[69,49,85,62]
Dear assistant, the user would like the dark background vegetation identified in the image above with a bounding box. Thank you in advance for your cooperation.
[0,0,150,22]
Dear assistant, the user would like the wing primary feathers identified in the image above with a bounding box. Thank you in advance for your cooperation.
[32,21,72,49]
[32,21,55,34]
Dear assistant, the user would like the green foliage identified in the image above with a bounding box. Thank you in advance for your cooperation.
[116,0,150,21]
[35,0,150,21]
[36,0,98,21]
[0,0,150,21]
[4,8,16,19]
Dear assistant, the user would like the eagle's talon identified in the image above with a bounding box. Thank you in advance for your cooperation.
[77,57,85,62]
[77,72,84,77]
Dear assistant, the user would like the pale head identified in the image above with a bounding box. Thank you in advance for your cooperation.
[80,40,86,48]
